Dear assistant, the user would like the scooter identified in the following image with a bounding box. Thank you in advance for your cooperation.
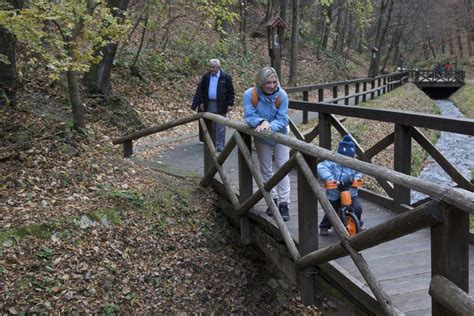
[324,179,363,236]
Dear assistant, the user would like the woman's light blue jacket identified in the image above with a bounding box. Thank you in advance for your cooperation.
[243,86,289,145]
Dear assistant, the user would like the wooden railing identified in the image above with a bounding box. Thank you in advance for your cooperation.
[429,275,474,314]
[113,107,474,315]
[287,100,474,212]
[285,72,409,124]
[410,69,465,84]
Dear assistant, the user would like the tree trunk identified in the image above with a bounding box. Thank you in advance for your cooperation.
[288,0,300,86]
[130,1,149,76]
[279,0,288,47]
[265,0,273,25]
[427,38,437,59]
[457,29,464,58]
[449,37,454,55]
[0,0,24,106]
[466,26,473,56]
[0,27,18,106]
[332,0,343,52]
[240,0,248,55]
[464,0,473,55]
[368,0,386,77]
[67,71,86,130]
[344,12,354,63]
[338,4,349,55]
[321,4,333,51]
[368,0,393,77]
[83,0,129,98]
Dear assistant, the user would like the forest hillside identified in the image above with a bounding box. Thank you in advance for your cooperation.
[1,0,473,313]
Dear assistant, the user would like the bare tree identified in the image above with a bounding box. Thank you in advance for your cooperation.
[240,0,248,55]
[0,0,24,106]
[288,0,300,86]
[130,0,149,78]
[83,0,130,99]
[368,0,394,77]
[279,0,288,47]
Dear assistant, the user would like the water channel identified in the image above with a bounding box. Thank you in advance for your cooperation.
[411,99,474,203]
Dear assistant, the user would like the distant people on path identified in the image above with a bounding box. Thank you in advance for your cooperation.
[243,66,291,221]
[317,135,364,236]
[434,63,442,79]
[191,59,235,151]
[444,62,454,80]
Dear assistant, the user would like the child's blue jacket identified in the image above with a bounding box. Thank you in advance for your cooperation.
[317,160,363,201]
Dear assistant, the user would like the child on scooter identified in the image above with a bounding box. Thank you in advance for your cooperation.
[318,135,364,236]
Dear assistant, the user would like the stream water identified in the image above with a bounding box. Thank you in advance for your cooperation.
[410,99,474,203]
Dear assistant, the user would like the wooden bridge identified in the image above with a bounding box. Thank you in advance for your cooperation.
[410,69,465,88]
[113,72,474,315]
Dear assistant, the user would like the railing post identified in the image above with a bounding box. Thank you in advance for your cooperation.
[377,78,382,96]
[123,140,133,157]
[355,82,360,105]
[318,88,324,103]
[394,124,411,206]
[332,86,338,104]
[298,154,318,305]
[362,82,367,102]
[344,84,349,105]
[238,132,253,245]
[382,77,387,94]
[370,79,375,99]
[431,202,469,316]
[302,91,309,124]
[203,118,213,174]
[319,113,331,150]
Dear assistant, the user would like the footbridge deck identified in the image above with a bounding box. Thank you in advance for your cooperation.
[135,135,474,315]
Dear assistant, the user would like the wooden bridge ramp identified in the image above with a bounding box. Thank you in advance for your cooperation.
[138,135,474,315]
[114,72,474,315]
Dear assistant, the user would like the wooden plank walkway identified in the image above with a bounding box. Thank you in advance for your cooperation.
[136,126,474,315]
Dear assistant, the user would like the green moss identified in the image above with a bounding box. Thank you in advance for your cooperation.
[450,84,474,118]
[89,208,122,225]
[16,276,34,290]
[0,224,53,250]
[37,246,54,261]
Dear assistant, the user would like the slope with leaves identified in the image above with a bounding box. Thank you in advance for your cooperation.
[0,60,320,314]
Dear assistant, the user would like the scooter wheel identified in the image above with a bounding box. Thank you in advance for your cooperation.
[345,213,361,236]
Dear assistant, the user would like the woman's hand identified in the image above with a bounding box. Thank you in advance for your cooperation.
[255,120,270,132]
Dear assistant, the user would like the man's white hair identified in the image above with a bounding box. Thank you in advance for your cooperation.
[209,59,220,67]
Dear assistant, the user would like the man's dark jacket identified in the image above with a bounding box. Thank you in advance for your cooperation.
[192,69,235,114]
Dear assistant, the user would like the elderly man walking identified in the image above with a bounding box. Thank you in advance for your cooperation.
[191,59,235,151]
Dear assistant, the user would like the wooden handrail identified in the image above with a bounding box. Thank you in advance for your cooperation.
[285,72,408,93]
[411,127,473,191]
[297,200,443,269]
[295,152,402,315]
[233,132,301,261]
[288,101,474,136]
[201,112,474,214]
[429,275,474,314]
[200,119,240,208]
[112,111,474,213]
[112,73,471,312]
[112,113,202,144]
